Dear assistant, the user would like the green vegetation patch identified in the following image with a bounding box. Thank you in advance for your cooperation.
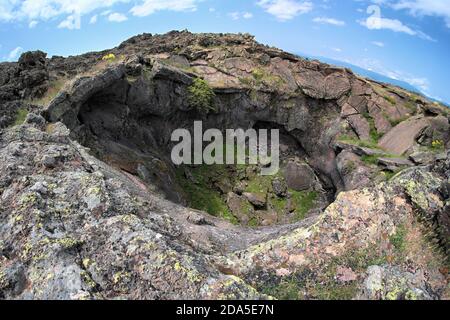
[11,108,28,126]
[388,115,409,127]
[338,135,381,149]
[360,154,380,166]
[245,174,273,195]
[361,153,403,166]
[383,95,397,105]
[175,165,238,225]
[239,67,285,89]
[390,224,407,253]
[188,78,216,113]
[290,190,318,221]
[362,112,383,143]
[430,140,445,152]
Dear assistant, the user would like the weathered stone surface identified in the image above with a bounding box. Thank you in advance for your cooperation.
[226,192,253,225]
[296,69,351,100]
[336,150,373,190]
[283,161,318,191]
[243,192,266,208]
[358,265,435,300]
[334,141,385,157]
[409,151,435,165]
[378,157,414,168]
[367,100,392,134]
[272,178,287,197]
[347,114,371,140]
[378,116,431,155]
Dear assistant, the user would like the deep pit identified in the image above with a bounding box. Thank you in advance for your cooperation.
[46,65,344,227]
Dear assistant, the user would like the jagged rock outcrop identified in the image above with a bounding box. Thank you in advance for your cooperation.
[0,31,449,300]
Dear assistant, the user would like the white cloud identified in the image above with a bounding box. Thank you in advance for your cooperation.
[7,46,23,61]
[332,47,342,52]
[0,0,201,29]
[89,14,98,24]
[0,0,130,31]
[359,14,436,41]
[130,0,198,17]
[229,12,240,20]
[392,0,450,28]
[229,12,253,20]
[108,12,127,22]
[371,41,385,47]
[313,17,345,26]
[257,0,313,21]
[351,57,430,94]
[29,20,38,28]
[360,15,415,34]
[57,14,81,30]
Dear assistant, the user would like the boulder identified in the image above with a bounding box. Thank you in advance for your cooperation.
[243,192,266,209]
[358,266,434,300]
[336,150,373,190]
[283,161,318,191]
[272,178,287,197]
[378,116,431,155]
[409,151,435,165]
[226,192,253,224]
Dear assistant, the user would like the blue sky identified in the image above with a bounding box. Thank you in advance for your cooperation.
[1,0,449,103]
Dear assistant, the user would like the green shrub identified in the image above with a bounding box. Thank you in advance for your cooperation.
[404,101,418,113]
[361,155,380,166]
[101,53,116,62]
[188,78,216,112]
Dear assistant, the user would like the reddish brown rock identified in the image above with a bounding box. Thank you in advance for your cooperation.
[378,116,431,155]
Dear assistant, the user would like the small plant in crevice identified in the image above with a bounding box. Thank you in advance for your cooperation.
[10,108,28,127]
[187,78,216,113]
[290,190,318,221]
[383,95,397,106]
[29,78,66,107]
[431,140,444,152]
[388,115,409,127]
[338,134,381,150]
[101,53,116,62]
[390,224,407,253]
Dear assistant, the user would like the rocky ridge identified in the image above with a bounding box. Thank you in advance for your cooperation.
[0,31,449,300]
